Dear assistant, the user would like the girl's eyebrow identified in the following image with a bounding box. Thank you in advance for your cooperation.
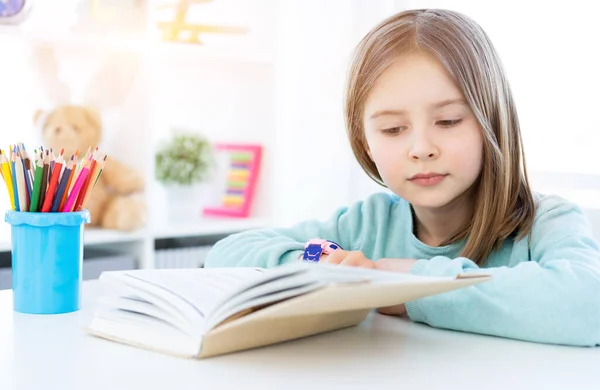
[432,98,468,109]
[369,98,469,120]
[369,109,407,119]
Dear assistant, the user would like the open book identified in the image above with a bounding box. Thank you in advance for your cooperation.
[86,262,490,359]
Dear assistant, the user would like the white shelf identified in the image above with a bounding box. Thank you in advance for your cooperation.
[152,217,267,239]
[84,228,148,245]
[0,229,147,251]
[31,32,274,65]
[150,42,274,65]
[0,217,267,252]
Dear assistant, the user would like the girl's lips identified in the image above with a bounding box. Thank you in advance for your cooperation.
[409,174,447,186]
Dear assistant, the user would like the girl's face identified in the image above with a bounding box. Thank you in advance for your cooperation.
[363,52,483,210]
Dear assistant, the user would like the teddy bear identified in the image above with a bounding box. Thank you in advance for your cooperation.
[34,105,147,231]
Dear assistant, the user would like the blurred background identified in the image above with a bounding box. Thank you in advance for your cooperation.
[0,0,598,286]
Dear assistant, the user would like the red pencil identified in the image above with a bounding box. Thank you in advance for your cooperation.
[41,150,65,212]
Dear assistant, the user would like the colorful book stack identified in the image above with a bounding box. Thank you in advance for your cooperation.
[222,152,253,208]
[203,143,261,218]
[0,143,106,213]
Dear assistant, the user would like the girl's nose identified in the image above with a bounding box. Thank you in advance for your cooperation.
[408,131,439,161]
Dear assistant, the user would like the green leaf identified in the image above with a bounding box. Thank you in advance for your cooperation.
[155,131,213,185]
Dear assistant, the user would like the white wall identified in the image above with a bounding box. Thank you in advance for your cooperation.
[269,0,360,227]
[147,55,275,225]
[146,0,277,225]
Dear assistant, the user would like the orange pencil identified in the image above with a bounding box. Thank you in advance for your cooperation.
[69,147,89,195]
[41,151,65,212]
[78,153,105,211]
[74,149,98,211]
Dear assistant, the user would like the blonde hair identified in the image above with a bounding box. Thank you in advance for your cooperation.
[345,9,535,265]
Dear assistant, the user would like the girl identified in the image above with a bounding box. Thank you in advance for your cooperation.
[205,9,600,347]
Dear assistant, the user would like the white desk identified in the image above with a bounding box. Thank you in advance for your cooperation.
[0,282,598,390]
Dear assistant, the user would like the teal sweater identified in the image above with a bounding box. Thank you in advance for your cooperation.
[204,192,600,347]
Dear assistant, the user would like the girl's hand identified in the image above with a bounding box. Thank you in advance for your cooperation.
[377,304,407,316]
[374,258,418,273]
[320,253,416,316]
[374,258,417,316]
[320,249,375,269]
[376,258,418,317]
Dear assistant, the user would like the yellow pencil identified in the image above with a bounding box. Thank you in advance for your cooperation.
[0,151,15,210]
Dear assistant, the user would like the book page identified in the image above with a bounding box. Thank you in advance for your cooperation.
[98,296,197,337]
[207,271,319,320]
[100,267,267,328]
[88,309,201,358]
[203,281,324,332]
[203,263,456,331]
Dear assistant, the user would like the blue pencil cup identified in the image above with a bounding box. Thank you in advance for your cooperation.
[5,210,91,314]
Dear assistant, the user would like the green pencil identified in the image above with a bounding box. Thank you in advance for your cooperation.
[29,156,44,212]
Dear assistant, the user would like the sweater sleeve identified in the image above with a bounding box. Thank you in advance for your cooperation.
[204,193,394,268]
[405,196,600,346]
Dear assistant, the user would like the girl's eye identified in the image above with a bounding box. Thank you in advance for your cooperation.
[437,119,462,128]
[381,126,406,135]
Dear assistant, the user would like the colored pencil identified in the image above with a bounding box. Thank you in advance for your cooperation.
[29,155,44,212]
[15,146,30,208]
[59,151,78,211]
[14,152,27,211]
[38,150,50,209]
[41,150,65,212]
[51,156,73,212]
[10,149,20,212]
[1,143,106,213]
[50,148,55,172]
[69,147,89,195]
[19,144,33,199]
[79,153,106,211]
[73,149,98,212]
[61,159,90,212]
[0,151,15,210]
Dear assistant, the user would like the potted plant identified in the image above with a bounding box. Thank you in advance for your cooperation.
[155,131,213,221]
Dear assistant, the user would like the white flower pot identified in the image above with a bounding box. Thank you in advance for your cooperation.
[163,184,208,223]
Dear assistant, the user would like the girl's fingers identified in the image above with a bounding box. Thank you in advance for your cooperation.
[321,249,345,264]
[339,251,372,267]
[359,260,376,269]
[322,249,374,268]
